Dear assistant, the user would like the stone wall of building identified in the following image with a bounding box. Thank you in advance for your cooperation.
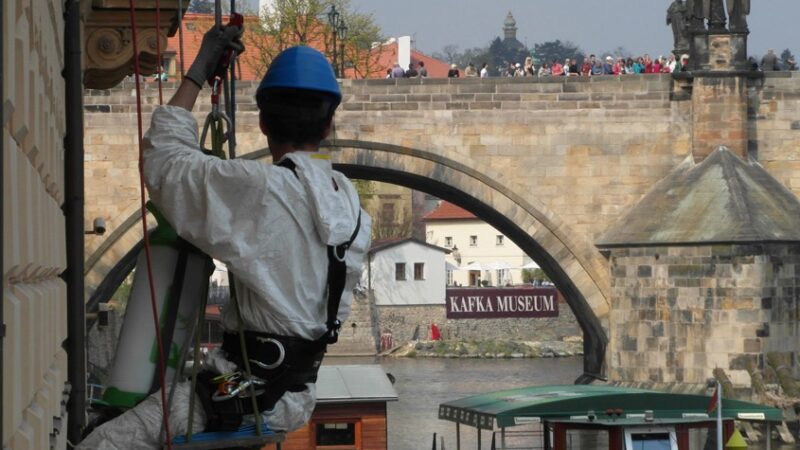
[374,298,581,347]
[3,0,71,448]
[607,244,800,386]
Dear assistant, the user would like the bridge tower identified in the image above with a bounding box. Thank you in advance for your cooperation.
[599,9,800,386]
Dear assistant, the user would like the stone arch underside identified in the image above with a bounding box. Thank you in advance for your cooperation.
[85,139,612,382]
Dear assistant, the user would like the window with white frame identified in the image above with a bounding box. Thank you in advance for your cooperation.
[444,236,453,247]
[469,235,478,246]
[414,263,425,280]
[446,269,454,285]
[496,235,504,246]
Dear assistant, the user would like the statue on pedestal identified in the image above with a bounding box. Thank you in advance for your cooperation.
[707,0,728,31]
[667,0,691,54]
[686,0,710,31]
[726,0,750,33]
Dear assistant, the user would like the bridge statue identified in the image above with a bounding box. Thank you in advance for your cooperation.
[726,0,750,32]
[707,0,728,31]
[667,0,691,54]
[686,0,710,31]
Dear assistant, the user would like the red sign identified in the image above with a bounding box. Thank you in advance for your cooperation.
[445,288,560,319]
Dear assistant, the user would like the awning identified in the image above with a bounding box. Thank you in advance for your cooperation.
[438,385,783,430]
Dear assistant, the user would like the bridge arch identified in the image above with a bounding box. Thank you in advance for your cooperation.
[85,139,611,382]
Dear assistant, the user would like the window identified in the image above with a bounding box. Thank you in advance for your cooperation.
[414,263,425,280]
[469,235,478,246]
[395,263,406,281]
[447,269,454,285]
[316,422,356,447]
[381,202,396,223]
[496,235,504,246]
[444,236,453,247]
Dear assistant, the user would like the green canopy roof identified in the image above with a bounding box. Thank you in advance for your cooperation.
[438,385,783,429]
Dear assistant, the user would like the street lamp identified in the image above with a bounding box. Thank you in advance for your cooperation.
[326,5,340,77]
[337,20,348,77]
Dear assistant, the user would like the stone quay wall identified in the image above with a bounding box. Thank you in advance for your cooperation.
[374,298,581,347]
[607,244,800,386]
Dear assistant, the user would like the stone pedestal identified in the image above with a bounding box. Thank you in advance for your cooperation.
[686,32,752,162]
[691,75,749,161]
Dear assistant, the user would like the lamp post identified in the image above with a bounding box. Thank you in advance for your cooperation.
[326,5,340,77]
[337,20,348,77]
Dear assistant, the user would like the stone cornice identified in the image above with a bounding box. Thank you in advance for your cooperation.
[83,0,186,89]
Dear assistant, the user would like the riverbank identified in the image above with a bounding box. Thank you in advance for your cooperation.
[386,337,584,358]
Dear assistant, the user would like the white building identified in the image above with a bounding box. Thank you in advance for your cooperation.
[424,201,536,287]
[366,238,450,305]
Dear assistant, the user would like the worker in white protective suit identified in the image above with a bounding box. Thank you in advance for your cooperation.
[78,23,371,450]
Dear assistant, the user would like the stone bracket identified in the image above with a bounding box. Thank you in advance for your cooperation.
[82,0,187,89]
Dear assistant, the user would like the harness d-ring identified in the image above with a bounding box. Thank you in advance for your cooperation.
[249,337,286,370]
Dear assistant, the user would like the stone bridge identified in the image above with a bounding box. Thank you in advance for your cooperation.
[83,73,800,384]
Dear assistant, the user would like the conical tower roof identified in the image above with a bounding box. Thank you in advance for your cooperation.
[597,147,800,247]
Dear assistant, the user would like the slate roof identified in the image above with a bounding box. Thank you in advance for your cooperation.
[597,147,800,247]
[316,365,398,404]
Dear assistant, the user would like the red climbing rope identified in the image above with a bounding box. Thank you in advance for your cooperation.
[127,1,172,448]
[155,0,164,104]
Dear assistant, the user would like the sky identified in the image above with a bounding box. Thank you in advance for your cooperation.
[346,0,799,59]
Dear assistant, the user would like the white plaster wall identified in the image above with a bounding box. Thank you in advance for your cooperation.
[370,242,446,305]
[426,220,530,286]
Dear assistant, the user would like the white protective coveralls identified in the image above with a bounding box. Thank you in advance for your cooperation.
[78,105,371,449]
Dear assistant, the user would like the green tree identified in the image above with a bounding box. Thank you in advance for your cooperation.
[487,37,530,72]
[244,0,383,79]
[780,48,796,70]
[533,40,582,65]
[522,268,551,284]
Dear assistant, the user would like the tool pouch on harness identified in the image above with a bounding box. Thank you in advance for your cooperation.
[196,332,327,432]
[196,159,362,431]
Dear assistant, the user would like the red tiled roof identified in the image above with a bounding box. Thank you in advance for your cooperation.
[166,15,453,82]
[369,41,453,78]
[167,13,262,81]
[423,201,477,221]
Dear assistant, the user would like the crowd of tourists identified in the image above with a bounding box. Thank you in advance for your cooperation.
[447,53,689,78]
[445,50,797,78]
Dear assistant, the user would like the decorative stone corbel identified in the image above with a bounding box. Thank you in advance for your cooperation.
[83,0,187,89]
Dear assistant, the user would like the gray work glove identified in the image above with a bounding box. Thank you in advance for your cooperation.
[185,25,245,88]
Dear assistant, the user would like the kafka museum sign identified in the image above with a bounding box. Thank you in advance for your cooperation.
[445,288,559,319]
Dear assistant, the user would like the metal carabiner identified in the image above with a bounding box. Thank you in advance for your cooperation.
[199,110,232,155]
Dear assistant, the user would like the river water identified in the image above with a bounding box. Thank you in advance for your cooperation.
[326,356,795,450]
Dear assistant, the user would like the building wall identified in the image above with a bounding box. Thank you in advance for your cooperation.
[375,299,581,344]
[370,242,446,306]
[426,219,528,286]
[268,402,388,450]
[607,244,800,386]
[3,0,70,448]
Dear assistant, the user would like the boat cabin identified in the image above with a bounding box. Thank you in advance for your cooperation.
[438,385,782,450]
[265,365,398,450]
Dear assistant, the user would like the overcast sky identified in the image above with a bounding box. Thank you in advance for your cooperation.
[347,0,799,59]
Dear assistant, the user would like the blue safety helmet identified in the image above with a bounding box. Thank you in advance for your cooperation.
[256,46,342,106]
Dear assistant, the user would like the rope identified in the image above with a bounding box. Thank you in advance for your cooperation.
[177,0,185,77]
[127,1,172,448]
[155,0,163,104]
